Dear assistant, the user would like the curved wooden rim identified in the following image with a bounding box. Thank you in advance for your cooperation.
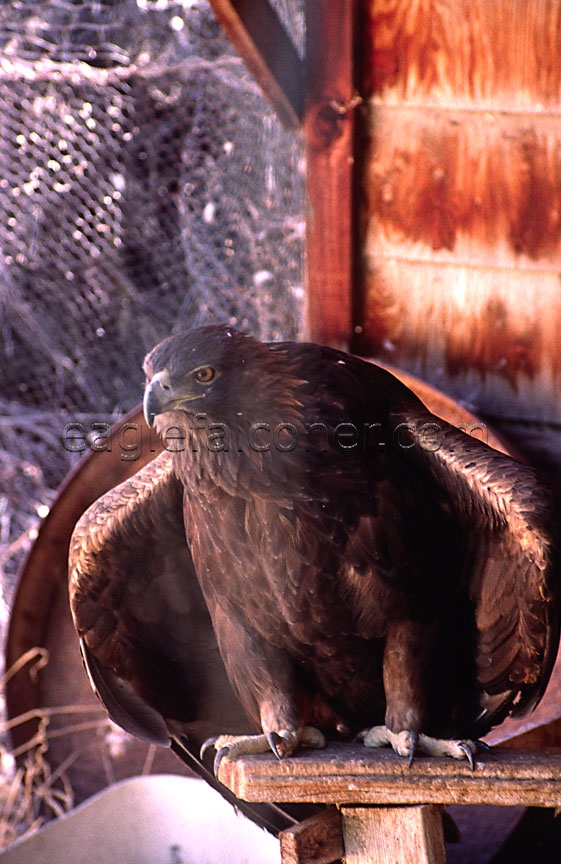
[5,404,162,752]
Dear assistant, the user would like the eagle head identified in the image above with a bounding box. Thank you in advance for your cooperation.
[142,325,247,427]
[142,325,307,434]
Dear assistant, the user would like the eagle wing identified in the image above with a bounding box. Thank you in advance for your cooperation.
[68,449,308,833]
[412,412,561,730]
[69,449,244,745]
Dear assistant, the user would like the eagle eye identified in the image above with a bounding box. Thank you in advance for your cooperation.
[194,365,215,384]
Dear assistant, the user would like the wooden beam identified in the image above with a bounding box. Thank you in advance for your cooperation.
[304,0,358,349]
[341,805,446,864]
[217,743,561,808]
[207,0,304,128]
[279,808,344,864]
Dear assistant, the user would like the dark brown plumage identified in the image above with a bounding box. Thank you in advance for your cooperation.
[70,324,561,774]
[68,451,308,832]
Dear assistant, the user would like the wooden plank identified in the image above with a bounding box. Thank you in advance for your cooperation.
[303,0,358,349]
[361,105,561,265]
[353,0,561,454]
[363,0,561,108]
[279,808,343,864]
[359,258,561,425]
[217,743,561,808]
[207,0,304,129]
[341,805,446,864]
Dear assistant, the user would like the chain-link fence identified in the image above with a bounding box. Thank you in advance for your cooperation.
[0,0,305,603]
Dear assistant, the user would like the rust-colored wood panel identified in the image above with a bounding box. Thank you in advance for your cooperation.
[362,107,561,261]
[360,262,561,422]
[304,0,358,349]
[364,0,561,107]
[355,0,561,462]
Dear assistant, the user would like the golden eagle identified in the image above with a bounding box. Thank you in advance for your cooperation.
[70,325,561,774]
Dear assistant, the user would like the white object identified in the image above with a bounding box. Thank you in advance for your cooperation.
[0,775,281,864]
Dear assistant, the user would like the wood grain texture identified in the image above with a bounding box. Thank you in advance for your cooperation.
[360,263,561,424]
[363,107,561,261]
[364,0,561,107]
[354,0,561,460]
[217,743,561,808]
[279,808,343,864]
[304,0,357,349]
[341,804,446,864]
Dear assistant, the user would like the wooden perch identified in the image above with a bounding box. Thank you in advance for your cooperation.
[218,743,561,864]
[218,742,561,808]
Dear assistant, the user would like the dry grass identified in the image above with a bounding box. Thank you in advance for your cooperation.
[0,410,68,846]
[0,426,64,848]
[0,649,75,847]
[0,742,74,848]
[0,646,163,849]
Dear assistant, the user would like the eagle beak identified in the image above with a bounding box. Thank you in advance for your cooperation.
[143,369,174,427]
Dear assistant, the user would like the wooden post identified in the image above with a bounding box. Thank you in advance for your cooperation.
[206,0,358,349]
[341,805,446,864]
[304,0,358,349]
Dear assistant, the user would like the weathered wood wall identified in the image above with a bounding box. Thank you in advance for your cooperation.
[205,1,561,475]
[355,0,561,474]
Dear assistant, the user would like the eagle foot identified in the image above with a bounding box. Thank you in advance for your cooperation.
[201,725,325,773]
[358,725,482,770]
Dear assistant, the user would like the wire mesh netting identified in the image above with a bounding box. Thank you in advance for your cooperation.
[0,0,306,599]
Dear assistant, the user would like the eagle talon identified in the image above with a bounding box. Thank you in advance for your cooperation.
[407,731,419,768]
[458,741,475,770]
[266,731,284,760]
[214,745,231,774]
[361,725,480,767]
[200,735,219,761]
[197,730,304,771]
